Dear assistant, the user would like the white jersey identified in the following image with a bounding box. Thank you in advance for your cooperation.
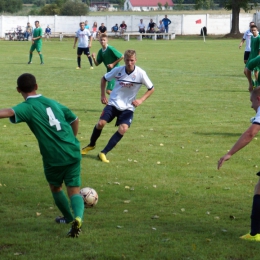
[105,65,153,111]
[243,29,253,52]
[252,107,260,124]
[75,28,91,48]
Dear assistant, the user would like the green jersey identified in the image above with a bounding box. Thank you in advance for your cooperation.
[33,27,43,45]
[97,45,123,72]
[248,35,260,62]
[10,95,81,166]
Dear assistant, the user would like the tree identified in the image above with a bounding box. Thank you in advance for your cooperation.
[164,1,169,9]
[39,3,60,14]
[195,0,214,10]
[158,2,162,10]
[175,0,184,10]
[60,0,88,15]
[0,0,23,13]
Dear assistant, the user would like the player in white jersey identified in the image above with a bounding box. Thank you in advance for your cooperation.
[239,21,255,64]
[81,49,155,163]
[73,22,93,69]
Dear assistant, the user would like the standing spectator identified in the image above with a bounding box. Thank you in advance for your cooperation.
[81,50,155,163]
[91,33,123,94]
[92,22,98,40]
[119,21,127,35]
[28,21,44,65]
[239,21,256,64]
[45,25,51,41]
[73,22,93,70]
[24,22,33,40]
[0,73,84,238]
[84,20,90,30]
[138,19,145,34]
[162,15,171,33]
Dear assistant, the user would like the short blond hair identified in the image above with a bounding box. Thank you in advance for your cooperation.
[100,33,108,39]
[124,50,136,59]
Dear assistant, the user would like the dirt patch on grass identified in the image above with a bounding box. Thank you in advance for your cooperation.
[223,33,244,39]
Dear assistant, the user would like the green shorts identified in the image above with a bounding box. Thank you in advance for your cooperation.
[44,160,81,187]
[106,78,115,91]
[30,43,42,53]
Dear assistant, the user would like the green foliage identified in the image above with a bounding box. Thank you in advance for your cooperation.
[38,3,60,14]
[164,1,169,9]
[60,0,88,15]
[158,2,162,10]
[195,0,215,10]
[0,0,23,13]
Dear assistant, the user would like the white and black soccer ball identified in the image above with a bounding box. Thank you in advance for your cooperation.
[80,187,98,208]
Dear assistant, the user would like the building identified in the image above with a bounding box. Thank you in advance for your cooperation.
[124,0,174,11]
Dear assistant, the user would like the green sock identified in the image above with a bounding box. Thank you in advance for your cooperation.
[39,54,43,63]
[52,191,74,222]
[70,194,84,220]
[29,53,32,62]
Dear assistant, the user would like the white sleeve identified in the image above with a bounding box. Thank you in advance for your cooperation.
[104,67,120,82]
[253,107,260,124]
[141,71,153,89]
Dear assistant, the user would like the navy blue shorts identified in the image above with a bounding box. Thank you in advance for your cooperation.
[244,51,250,61]
[77,47,90,56]
[100,105,133,127]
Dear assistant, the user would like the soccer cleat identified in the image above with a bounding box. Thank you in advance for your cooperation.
[98,152,110,163]
[240,233,260,241]
[90,67,94,69]
[28,61,32,64]
[81,145,95,155]
[76,67,81,70]
[40,62,44,65]
[55,216,70,224]
[67,217,82,238]
[250,117,256,123]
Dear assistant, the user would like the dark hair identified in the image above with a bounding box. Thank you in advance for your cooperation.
[17,73,36,93]
[251,24,258,29]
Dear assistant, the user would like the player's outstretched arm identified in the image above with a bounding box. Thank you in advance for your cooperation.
[132,87,154,107]
[218,124,260,169]
[0,108,14,119]
[107,56,124,69]
[70,118,79,136]
[100,77,108,104]
[92,53,99,66]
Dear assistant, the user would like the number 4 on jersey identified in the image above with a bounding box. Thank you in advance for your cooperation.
[46,107,61,131]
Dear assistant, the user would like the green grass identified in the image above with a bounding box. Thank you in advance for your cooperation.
[0,36,259,259]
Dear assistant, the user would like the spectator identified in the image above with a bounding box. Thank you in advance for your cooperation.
[162,15,171,33]
[119,21,127,35]
[157,20,165,39]
[85,20,90,30]
[147,19,156,33]
[24,22,33,41]
[111,23,119,36]
[45,25,51,41]
[92,22,98,41]
[98,23,107,39]
[138,19,145,34]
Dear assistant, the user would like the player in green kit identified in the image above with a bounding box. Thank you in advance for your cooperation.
[245,25,260,91]
[28,21,44,65]
[0,73,84,238]
[92,33,123,94]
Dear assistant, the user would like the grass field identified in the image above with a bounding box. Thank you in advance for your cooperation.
[0,35,259,259]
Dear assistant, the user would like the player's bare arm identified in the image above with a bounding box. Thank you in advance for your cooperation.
[245,67,254,91]
[100,77,108,104]
[88,36,93,48]
[73,38,78,49]
[239,39,245,49]
[70,118,79,136]
[218,124,260,169]
[92,53,99,66]
[0,108,15,118]
[132,87,154,107]
[107,56,124,69]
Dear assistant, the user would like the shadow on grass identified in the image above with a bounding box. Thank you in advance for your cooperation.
[194,132,241,137]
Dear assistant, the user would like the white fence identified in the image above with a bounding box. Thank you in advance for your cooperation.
[0,13,258,38]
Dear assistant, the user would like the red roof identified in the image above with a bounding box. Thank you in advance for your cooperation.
[129,0,174,7]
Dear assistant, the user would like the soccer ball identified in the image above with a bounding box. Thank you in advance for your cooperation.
[80,187,98,208]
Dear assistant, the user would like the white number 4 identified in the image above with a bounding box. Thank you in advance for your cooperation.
[46,107,61,131]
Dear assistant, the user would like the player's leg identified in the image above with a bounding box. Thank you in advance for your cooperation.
[81,106,113,155]
[36,44,44,64]
[240,177,260,241]
[244,51,250,65]
[84,48,93,69]
[64,161,84,238]
[77,48,83,69]
[28,44,36,64]
[99,110,133,163]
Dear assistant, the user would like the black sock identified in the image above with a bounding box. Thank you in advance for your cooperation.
[77,57,81,67]
[250,194,260,235]
[90,126,102,146]
[102,131,123,154]
[88,56,93,66]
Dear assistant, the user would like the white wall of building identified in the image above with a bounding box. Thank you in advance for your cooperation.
[0,13,258,38]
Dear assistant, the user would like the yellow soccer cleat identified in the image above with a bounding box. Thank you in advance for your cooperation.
[81,145,95,155]
[90,66,94,69]
[76,67,81,70]
[240,233,260,241]
[67,217,82,238]
[98,152,109,163]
